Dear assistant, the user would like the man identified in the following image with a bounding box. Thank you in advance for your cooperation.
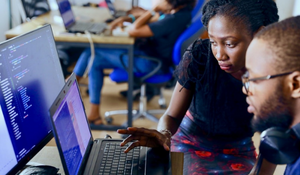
[244,15,300,174]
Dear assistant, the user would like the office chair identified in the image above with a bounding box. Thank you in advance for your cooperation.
[104,0,205,124]
[21,0,51,20]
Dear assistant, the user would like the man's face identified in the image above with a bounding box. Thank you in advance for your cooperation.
[244,39,293,132]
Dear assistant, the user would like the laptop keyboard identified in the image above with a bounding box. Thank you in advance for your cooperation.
[71,22,107,34]
[98,142,141,175]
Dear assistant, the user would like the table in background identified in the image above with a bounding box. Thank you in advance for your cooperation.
[5,6,135,131]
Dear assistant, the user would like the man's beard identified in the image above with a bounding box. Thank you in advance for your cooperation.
[251,84,293,133]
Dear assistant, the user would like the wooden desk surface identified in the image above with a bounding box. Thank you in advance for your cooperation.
[5,7,134,45]
[28,146,183,175]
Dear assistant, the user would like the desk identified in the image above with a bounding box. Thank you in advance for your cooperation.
[5,6,135,131]
[28,146,184,175]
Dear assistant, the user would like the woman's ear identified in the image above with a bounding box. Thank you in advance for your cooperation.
[254,26,265,36]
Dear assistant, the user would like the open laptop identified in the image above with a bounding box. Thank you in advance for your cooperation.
[49,73,171,175]
[56,0,107,34]
[105,0,127,18]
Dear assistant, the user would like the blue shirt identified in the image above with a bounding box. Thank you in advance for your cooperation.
[285,156,300,175]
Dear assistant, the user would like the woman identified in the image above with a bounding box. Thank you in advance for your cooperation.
[117,0,279,174]
[73,0,195,125]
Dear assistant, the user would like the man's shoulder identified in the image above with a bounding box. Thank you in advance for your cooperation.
[285,156,300,175]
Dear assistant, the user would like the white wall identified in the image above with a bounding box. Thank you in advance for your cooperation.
[276,0,296,20]
[0,0,10,42]
[294,0,300,16]
[0,0,24,42]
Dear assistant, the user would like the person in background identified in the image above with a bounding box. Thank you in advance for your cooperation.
[110,6,167,102]
[73,0,195,125]
[109,4,167,30]
[117,0,279,174]
[243,15,300,175]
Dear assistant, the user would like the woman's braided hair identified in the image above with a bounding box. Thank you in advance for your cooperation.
[201,0,279,34]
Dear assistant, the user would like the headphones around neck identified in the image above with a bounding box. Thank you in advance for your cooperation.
[259,122,300,164]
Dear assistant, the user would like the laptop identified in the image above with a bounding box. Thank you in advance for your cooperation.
[105,0,127,18]
[49,73,171,175]
[56,0,107,34]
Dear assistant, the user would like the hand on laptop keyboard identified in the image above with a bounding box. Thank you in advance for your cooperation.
[117,127,171,153]
[99,142,141,175]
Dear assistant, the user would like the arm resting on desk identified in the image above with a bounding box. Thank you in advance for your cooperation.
[128,10,155,37]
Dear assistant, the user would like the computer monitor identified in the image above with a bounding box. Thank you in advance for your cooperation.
[21,0,51,19]
[0,24,65,175]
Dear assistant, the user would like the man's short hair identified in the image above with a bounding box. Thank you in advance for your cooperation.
[254,16,300,72]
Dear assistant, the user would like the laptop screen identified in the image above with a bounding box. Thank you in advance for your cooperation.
[57,0,75,28]
[52,80,91,175]
[105,0,116,15]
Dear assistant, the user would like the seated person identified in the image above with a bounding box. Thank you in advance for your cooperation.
[111,5,167,101]
[73,0,196,125]
[109,5,166,31]
[243,15,300,174]
[117,0,279,174]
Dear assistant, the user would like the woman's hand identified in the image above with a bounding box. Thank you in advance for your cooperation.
[127,7,147,18]
[109,16,130,31]
[117,127,172,153]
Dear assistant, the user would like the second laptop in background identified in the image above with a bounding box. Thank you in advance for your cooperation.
[105,0,127,18]
[56,0,107,34]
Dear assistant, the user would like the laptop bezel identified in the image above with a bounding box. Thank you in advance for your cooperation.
[104,0,117,16]
[55,0,77,29]
[49,73,94,175]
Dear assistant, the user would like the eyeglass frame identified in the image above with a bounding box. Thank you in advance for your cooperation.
[242,71,294,94]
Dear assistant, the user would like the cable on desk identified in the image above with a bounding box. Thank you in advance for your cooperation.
[105,134,112,139]
[83,30,95,78]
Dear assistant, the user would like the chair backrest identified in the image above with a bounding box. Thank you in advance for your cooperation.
[21,0,51,19]
[172,0,205,65]
[191,0,205,20]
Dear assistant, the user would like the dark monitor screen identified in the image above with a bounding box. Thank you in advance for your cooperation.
[105,0,117,15]
[21,0,51,19]
[0,24,65,175]
[56,0,76,28]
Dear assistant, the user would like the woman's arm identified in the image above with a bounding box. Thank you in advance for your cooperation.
[109,16,133,30]
[117,82,194,152]
[157,82,194,134]
[128,0,172,37]
[127,10,158,37]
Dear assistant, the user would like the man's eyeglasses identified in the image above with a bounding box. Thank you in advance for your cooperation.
[242,71,294,94]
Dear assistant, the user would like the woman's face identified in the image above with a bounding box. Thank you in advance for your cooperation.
[208,15,253,74]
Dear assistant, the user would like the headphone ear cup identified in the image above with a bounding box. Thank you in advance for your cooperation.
[259,127,300,164]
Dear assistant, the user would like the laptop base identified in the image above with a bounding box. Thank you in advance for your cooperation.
[68,22,107,34]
